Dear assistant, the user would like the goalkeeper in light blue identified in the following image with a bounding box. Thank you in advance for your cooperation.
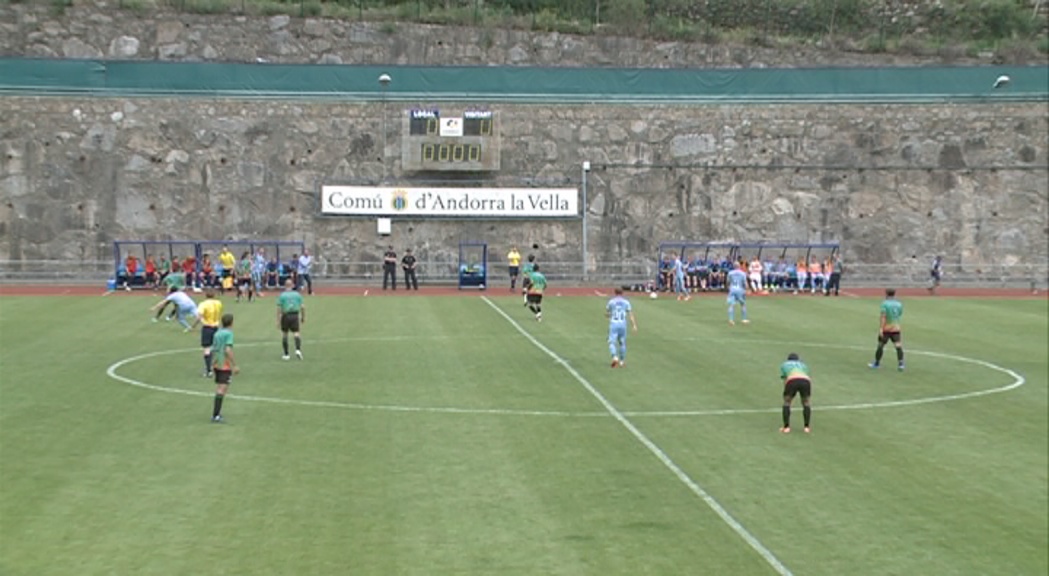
[726,262,750,325]
[606,287,639,368]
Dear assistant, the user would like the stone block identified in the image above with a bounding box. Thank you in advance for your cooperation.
[158,43,188,60]
[108,35,139,58]
[155,21,182,45]
[80,124,117,152]
[61,37,101,59]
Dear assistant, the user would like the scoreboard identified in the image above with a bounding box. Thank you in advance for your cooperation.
[401,109,500,172]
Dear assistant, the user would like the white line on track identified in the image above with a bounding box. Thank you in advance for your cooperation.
[481,296,794,576]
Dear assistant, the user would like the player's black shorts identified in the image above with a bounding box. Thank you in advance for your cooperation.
[214,369,232,385]
[879,330,902,345]
[526,293,543,305]
[522,276,532,290]
[281,312,300,332]
[238,276,251,287]
[201,325,218,348]
[509,266,519,277]
[784,378,812,400]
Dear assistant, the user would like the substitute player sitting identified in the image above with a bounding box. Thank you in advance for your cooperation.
[779,352,812,434]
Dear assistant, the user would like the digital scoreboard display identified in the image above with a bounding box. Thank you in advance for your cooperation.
[401,109,500,172]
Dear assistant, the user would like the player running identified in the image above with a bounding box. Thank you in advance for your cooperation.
[726,262,749,325]
[870,288,905,371]
[606,287,639,368]
[779,352,813,434]
[525,264,547,322]
[521,254,537,306]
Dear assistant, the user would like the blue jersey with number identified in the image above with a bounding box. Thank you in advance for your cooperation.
[728,269,748,293]
[673,257,685,277]
[607,296,632,328]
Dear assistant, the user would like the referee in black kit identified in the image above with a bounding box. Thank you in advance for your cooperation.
[402,248,419,291]
[382,245,397,290]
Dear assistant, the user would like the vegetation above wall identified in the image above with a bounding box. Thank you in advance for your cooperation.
[49,0,1045,59]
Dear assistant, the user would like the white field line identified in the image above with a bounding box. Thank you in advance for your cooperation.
[105,341,604,418]
[105,335,1025,420]
[625,339,1026,417]
[481,296,794,576]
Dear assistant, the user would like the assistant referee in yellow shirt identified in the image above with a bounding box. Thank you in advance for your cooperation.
[507,245,522,292]
[192,289,224,377]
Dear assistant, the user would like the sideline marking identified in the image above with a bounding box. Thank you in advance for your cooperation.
[105,336,1025,419]
[481,296,794,576]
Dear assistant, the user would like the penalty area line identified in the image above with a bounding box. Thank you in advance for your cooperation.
[481,296,794,576]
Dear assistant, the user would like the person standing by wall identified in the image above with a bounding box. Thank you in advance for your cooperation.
[297,249,314,295]
[824,256,843,296]
[507,245,522,292]
[928,255,943,295]
[218,245,236,287]
[382,245,398,291]
[401,248,419,291]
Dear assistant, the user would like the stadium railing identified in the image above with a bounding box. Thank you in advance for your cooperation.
[0,260,1046,291]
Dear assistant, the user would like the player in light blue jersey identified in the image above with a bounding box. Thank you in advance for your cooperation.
[672,254,690,301]
[606,287,639,368]
[726,262,749,325]
[150,286,199,331]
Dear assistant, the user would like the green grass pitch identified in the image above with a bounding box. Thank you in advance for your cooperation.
[1,292,1046,575]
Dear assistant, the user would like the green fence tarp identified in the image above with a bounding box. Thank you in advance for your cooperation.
[0,58,1045,103]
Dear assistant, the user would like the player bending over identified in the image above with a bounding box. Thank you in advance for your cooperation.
[780,352,812,434]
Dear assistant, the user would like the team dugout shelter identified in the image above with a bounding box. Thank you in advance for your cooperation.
[655,241,840,290]
[113,240,306,289]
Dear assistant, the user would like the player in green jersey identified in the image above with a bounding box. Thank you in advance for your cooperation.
[870,288,905,371]
[779,352,812,434]
[152,273,186,322]
[235,251,254,303]
[525,264,548,322]
[276,279,306,360]
[521,254,537,306]
[210,313,238,423]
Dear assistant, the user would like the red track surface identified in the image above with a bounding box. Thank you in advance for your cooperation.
[0,284,1043,299]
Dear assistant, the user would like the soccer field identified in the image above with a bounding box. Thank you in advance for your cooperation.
[1,291,1046,576]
